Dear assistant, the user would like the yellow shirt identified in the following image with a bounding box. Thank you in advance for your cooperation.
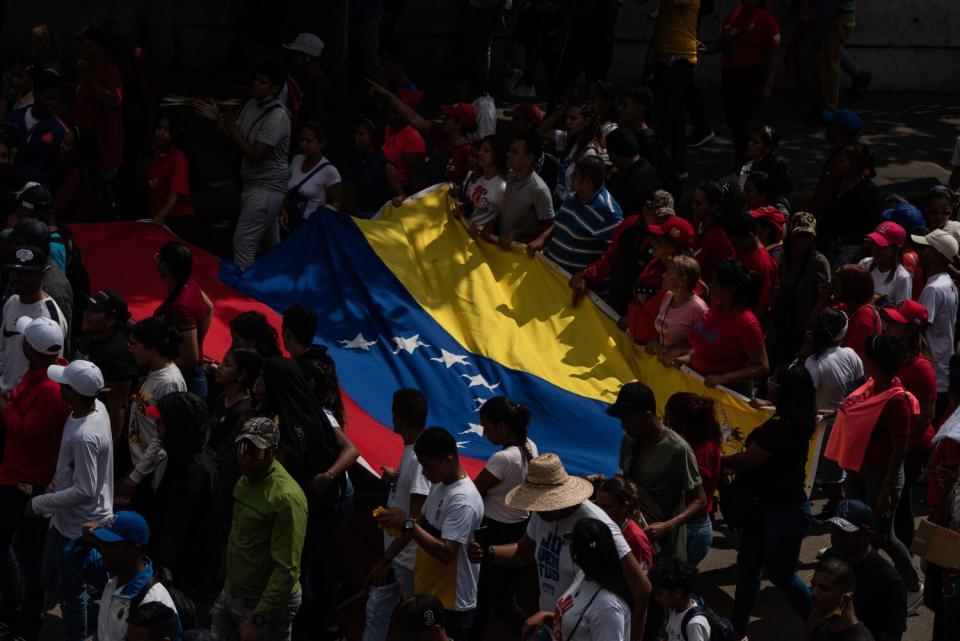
[650,0,700,64]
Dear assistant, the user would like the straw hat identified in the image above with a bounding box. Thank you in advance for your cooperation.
[505,453,594,512]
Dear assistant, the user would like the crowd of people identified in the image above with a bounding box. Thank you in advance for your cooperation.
[0,3,959,641]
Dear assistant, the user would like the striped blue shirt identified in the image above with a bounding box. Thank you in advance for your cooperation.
[544,186,623,283]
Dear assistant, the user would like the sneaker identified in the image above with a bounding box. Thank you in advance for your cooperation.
[686,130,715,148]
[850,72,873,101]
[906,583,924,616]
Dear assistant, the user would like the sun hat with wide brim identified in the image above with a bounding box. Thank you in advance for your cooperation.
[505,453,594,512]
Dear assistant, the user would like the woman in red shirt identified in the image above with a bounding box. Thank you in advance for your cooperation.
[664,392,723,566]
[154,241,214,398]
[692,181,737,284]
[681,259,769,396]
[702,0,781,168]
[148,115,195,231]
[594,476,654,573]
[828,265,881,358]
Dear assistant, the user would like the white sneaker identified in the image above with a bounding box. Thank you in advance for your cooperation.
[906,583,924,616]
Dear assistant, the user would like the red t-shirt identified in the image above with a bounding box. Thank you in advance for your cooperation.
[382,125,426,187]
[0,362,71,487]
[73,61,124,168]
[862,390,912,469]
[720,5,781,68]
[838,303,881,358]
[691,439,722,515]
[622,519,654,572]
[737,244,779,310]
[897,355,938,450]
[695,224,734,284]
[690,306,765,375]
[627,261,668,344]
[428,123,472,183]
[149,148,195,217]
[157,278,208,361]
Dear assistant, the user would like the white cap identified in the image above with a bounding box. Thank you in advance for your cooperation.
[15,316,63,355]
[282,33,324,58]
[911,228,959,260]
[48,360,105,397]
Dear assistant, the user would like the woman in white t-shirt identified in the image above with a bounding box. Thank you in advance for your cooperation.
[523,518,633,641]
[859,221,912,306]
[460,135,507,231]
[472,396,539,640]
[281,121,342,229]
[535,98,602,203]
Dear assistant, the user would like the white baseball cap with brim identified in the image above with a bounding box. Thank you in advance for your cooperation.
[505,453,594,512]
[911,228,959,260]
[282,33,324,58]
[15,316,63,355]
[48,360,106,397]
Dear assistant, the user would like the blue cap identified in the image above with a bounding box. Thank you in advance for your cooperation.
[827,500,875,533]
[881,202,926,234]
[91,511,150,546]
[822,108,862,134]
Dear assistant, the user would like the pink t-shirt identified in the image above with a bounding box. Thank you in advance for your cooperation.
[654,292,709,350]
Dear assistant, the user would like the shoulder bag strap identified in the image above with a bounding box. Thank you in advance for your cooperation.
[245,103,282,141]
[566,587,603,640]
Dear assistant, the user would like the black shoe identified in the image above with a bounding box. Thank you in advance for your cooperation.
[850,72,873,101]
[686,130,715,148]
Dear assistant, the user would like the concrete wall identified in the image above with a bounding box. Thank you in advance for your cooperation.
[2,0,958,90]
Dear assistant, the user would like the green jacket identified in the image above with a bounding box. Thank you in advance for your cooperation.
[227,460,308,614]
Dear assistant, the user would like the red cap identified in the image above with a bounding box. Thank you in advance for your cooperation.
[865,221,907,248]
[748,206,786,240]
[882,300,929,328]
[648,217,695,248]
[441,102,477,132]
[509,102,545,124]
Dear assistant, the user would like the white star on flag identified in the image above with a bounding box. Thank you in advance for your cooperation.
[460,423,484,437]
[430,349,470,368]
[456,441,470,449]
[392,334,431,355]
[339,333,377,351]
[472,398,488,412]
[461,373,500,392]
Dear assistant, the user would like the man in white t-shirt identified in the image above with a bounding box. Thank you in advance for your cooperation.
[364,389,432,641]
[0,242,68,393]
[28,360,113,641]
[377,427,483,641]
[468,453,651,639]
[912,228,959,409]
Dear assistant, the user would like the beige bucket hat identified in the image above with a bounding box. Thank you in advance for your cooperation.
[505,453,594,512]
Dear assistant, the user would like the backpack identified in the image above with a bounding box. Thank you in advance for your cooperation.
[131,567,199,632]
[50,225,92,332]
[679,598,736,641]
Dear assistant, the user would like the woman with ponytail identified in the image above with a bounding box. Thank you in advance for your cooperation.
[471,396,540,640]
[154,241,214,398]
[663,393,723,566]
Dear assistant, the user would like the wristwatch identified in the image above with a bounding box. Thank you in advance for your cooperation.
[402,517,417,534]
[251,613,267,627]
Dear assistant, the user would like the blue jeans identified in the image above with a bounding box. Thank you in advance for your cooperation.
[184,364,208,401]
[731,502,812,635]
[686,514,714,567]
[42,528,93,641]
[362,563,415,641]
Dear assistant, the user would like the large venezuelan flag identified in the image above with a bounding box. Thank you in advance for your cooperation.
[73,186,773,478]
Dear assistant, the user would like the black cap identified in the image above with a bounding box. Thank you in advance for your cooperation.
[15,183,54,216]
[5,245,48,271]
[827,500,876,533]
[88,289,131,322]
[606,382,657,418]
[394,595,445,632]
[9,217,51,252]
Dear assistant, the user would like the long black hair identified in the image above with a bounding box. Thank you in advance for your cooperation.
[713,259,759,310]
[771,363,817,439]
[157,391,209,463]
[230,311,282,358]
[155,241,193,319]
[259,357,341,487]
[863,333,906,380]
[570,518,633,606]
[228,347,263,397]
[296,349,346,427]
[479,396,534,462]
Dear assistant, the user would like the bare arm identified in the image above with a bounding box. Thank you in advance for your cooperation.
[106,381,132,442]
[622,552,651,641]
[366,80,432,133]
[534,107,563,144]
[385,163,405,200]
[722,441,773,471]
[488,533,536,567]
[152,192,179,224]
[473,468,501,498]
[327,182,343,211]
[704,347,769,389]
[175,327,200,370]
[78,61,119,110]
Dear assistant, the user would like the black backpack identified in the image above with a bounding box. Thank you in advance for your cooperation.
[679,599,736,641]
[50,225,92,332]
[130,567,198,632]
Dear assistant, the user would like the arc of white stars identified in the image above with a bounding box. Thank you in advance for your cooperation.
[461,373,500,392]
[430,349,470,368]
